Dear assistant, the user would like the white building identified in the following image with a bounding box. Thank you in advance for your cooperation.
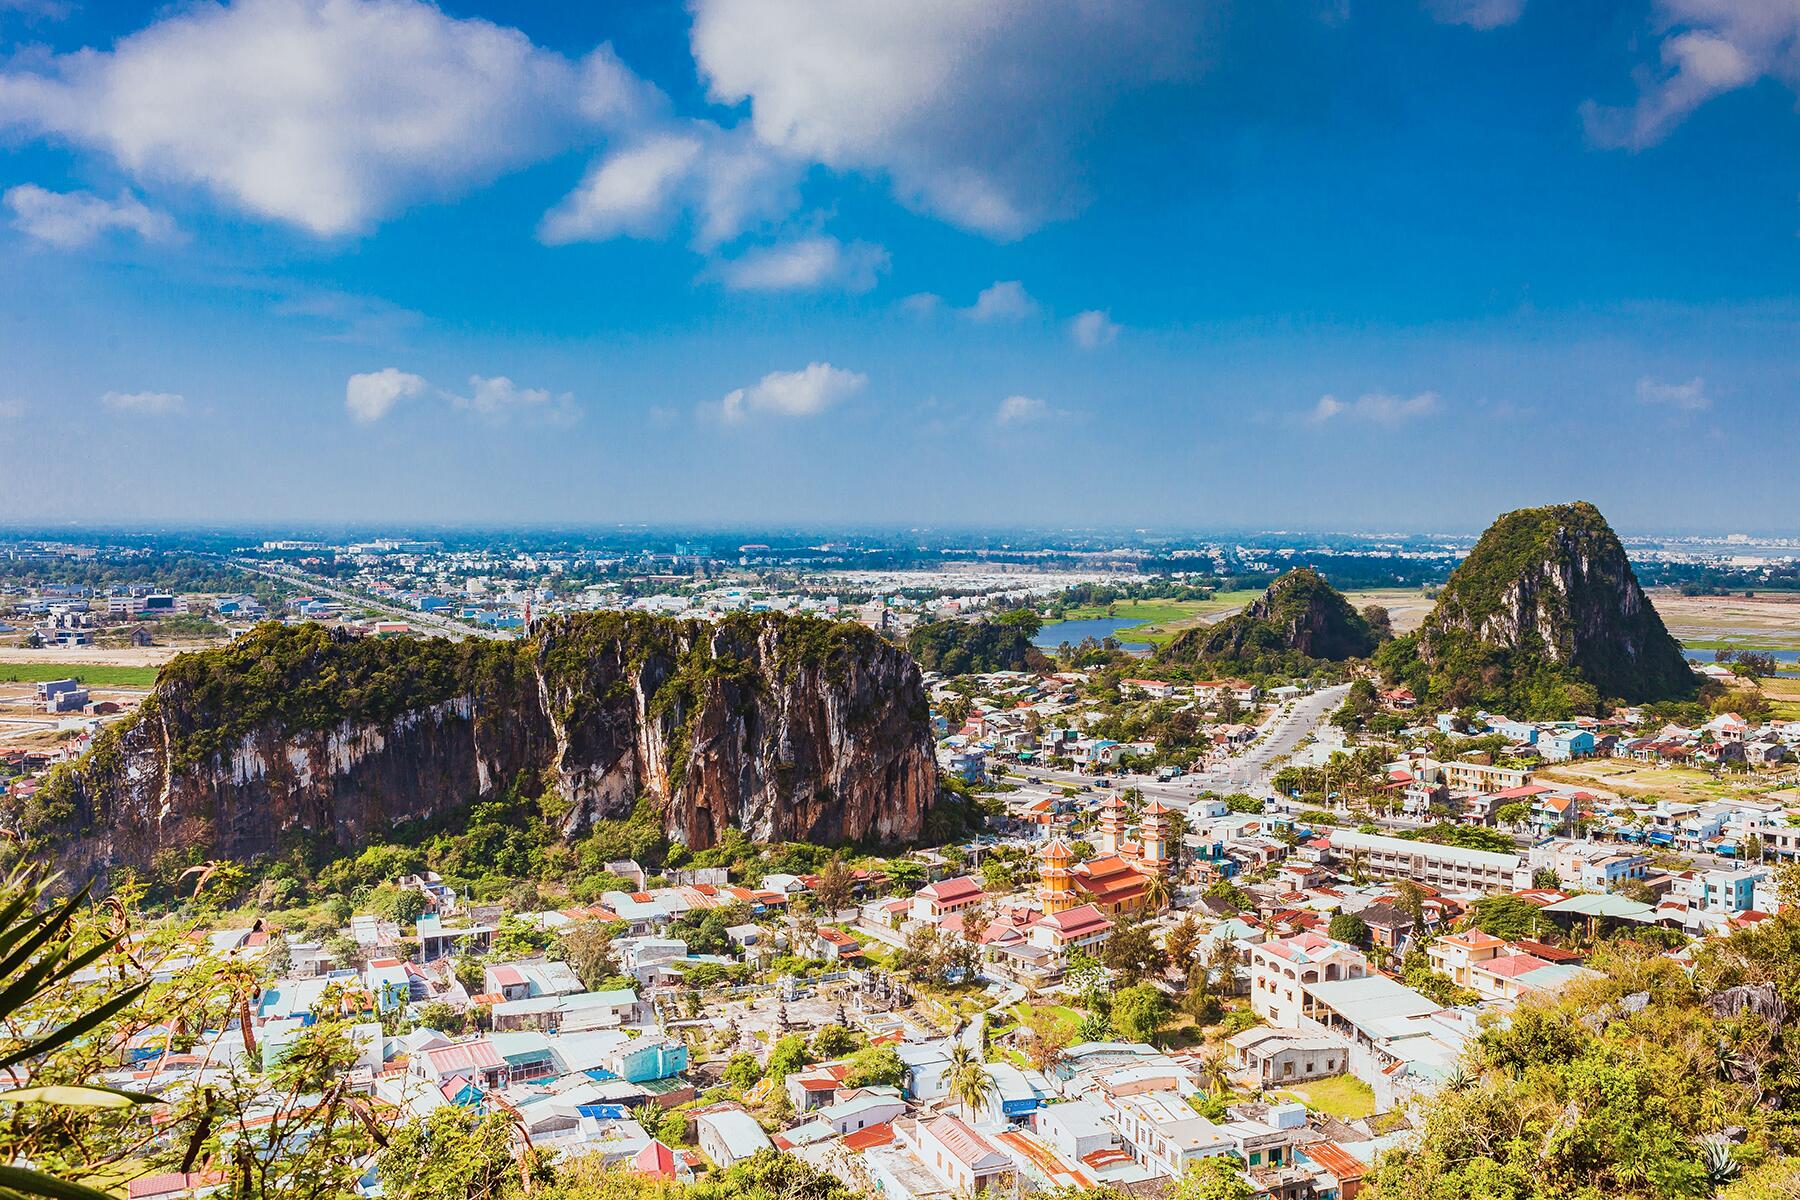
[1327,829,1529,893]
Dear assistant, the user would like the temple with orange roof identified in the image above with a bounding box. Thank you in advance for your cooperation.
[1036,796,1173,920]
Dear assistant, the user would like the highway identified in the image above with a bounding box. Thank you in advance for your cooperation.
[990,682,1350,806]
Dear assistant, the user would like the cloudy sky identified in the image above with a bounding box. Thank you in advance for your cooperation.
[1,0,1796,532]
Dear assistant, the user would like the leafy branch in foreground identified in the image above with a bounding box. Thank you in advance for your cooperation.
[0,870,155,1200]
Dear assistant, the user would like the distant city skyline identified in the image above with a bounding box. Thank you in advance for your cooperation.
[1,0,1796,531]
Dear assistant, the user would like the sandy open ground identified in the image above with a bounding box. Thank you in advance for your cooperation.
[0,644,192,667]
[1647,588,1800,649]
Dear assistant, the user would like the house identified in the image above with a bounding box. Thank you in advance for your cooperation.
[816,1089,907,1136]
[1326,829,1529,893]
[413,1038,510,1091]
[693,1106,774,1167]
[1355,902,1414,952]
[1027,903,1113,962]
[1248,931,1369,1028]
[894,1114,1016,1195]
[1226,1027,1348,1087]
[813,927,862,962]
[910,876,987,922]
[1037,1098,1118,1164]
[631,1140,693,1184]
[484,959,583,1001]
[1540,729,1597,762]
[1746,741,1788,767]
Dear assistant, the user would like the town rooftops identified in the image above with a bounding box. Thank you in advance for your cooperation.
[919,876,983,904]
[1040,903,1112,939]
[921,1113,1010,1170]
[1259,930,1358,964]
[425,1039,504,1074]
[1438,928,1506,951]
[842,1121,896,1152]
[1476,953,1556,979]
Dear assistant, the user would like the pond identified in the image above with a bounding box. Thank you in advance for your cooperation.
[1683,647,1800,664]
[1033,617,1156,649]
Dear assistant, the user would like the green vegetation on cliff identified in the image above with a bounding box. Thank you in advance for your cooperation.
[1378,501,1695,718]
[906,610,1045,675]
[1158,568,1381,675]
[18,610,935,874]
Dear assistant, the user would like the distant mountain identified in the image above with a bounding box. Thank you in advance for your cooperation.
[1377,500,1695,716]
[1158,568,1380,671]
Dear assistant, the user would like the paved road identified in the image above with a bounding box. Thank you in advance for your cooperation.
[230,558,511,642]
[996,683,1350,803]
[1225,682,1349,792]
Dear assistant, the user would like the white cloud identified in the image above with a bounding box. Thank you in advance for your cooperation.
[1636,374,1712,411]
[900,292,944,317]
[688,0,1209,238]
[717,362,867,422]
[964,280,1037,322]
[996,394,1048,424]
[0,399,25,420]
[1069,309,1120,349]
[540,123,798,249]
[0,0,650,235]
[274,288,423,344]
[102,389,184,415]
[346,368,575,424]
[540,133,703,244]
[1305,391,1439,426]
[3,184,176,247]
[1424,0,1526,29]
[1583,0,1799,148]
[716,235,889,293]
[448,375,578,425]
[345,368,427,423]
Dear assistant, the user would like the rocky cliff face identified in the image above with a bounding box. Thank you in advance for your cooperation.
[30,613,936,878]
[1380,501,1694,713]
[1160,568,1379,667]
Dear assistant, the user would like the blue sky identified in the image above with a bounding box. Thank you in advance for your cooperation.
[0,0,1796,532]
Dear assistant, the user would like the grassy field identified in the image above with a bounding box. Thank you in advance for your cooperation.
[1046,592,1264,646]
[1758,675,1800,721]
[0,661,160,688]
[1275,1073,1376,1120]
[1535,758,1777,804]
[1648,589,1800,651]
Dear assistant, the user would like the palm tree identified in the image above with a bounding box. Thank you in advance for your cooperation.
[1141,873,1170,913]
[1196,1047,1229,1096]
[949,1059,994,1124]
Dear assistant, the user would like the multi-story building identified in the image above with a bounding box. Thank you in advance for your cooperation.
[1249,931,1370,1028]
[1528,840,1649,892]
[1327,829,1529,893]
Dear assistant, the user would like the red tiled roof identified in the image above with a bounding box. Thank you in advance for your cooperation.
[1476,953,1554,979]
[633,1140,680,1179]
[842,1122,895,1152]
[928,1114,1005,1169]
[127,1171,227,1198]
[427,1040,504,1074]
[1041,903,1112,939]
[1305,1141,1366,1182]
[920,876,984,904]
